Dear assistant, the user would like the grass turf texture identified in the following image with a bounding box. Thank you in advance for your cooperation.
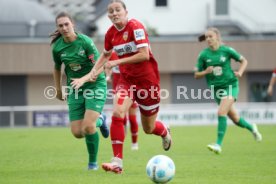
[0,125,275,184]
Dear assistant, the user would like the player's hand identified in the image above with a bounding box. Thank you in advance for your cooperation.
[105,60,119,70]
[71,78,85,89]
[56,89,65,101]
[234,71,242,77]
[205,66,213,74]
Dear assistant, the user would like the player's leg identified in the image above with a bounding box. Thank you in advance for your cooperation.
[228,105,262,141]
[102,92,132,174]
[128,102,139,150]
[207,97,234,154]
[82,110,101,170]
[138,75,171,151]
[140,109,172,151]
[83,83,107,170]
[68,102,99,170]
[71,120,84,138]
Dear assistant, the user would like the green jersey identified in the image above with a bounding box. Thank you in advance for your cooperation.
[52,33,105,89]
[196,45,242,87]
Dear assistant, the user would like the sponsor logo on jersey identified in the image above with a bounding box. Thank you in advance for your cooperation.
[220,56,226,62]
[69,63,82,71]
[134,29,145,41]
[114,41,137,56]
[123,31,128,41]
[206,59,212,62]
[61,52,67,57]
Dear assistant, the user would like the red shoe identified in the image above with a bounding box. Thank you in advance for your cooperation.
[101,157,123,174]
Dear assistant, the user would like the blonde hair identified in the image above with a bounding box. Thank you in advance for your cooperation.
[207,27,222,44]
[198,27,222,43]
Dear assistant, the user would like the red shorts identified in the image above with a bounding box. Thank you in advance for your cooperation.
[115,75,160,116]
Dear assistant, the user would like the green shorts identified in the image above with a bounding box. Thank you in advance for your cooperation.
[213,81,239,104]
[67,80,107,121]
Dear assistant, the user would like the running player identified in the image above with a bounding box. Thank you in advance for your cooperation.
[194,27,262,154]
[71,0,172,174]
[51,12,109,170]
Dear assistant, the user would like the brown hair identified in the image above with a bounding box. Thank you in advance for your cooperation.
[50,12,74,45]
[108,0,126,10]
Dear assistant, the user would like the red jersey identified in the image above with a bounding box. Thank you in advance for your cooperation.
[104,19,159,79]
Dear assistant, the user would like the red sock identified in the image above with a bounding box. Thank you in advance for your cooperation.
[129,115,138,143]
[110,116,125,159]
[152,121,167,137]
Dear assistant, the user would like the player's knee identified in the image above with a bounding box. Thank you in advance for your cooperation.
[143,126,153,134]
[71,131,84,139]
[230,116,239,123]
[82,125,96,135]
[217,110,227,116]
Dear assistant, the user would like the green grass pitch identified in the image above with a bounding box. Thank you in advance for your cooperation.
[0,125,275,184]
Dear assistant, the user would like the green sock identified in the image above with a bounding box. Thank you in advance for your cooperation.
[85,132,99,164]
[96,118,102,128]
[216,116,227,146]
[235,117,253,132]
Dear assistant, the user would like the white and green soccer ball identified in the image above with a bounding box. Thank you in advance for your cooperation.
[146,155,175,184]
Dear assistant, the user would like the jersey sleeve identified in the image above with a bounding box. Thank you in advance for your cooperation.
[104,28,114,52]
[227,46,242,62]
[51,47,62,71]
[129,20,149,49]
[83,35,100,63]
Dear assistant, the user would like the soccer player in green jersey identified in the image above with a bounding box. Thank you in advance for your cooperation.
[194,27,262,154]
[50,12,109,170]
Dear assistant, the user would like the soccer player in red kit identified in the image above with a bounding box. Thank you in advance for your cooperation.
[106,52,139,151]
[71,0,172,174]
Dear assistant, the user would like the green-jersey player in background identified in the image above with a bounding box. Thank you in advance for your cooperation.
[51,12,108,170]
[195,27,262,154]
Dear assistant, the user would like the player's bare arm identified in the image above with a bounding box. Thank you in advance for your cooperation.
[70,51,111,89]
[105,47,149,70]
[53,68,64,101]
[234,57,248,77]
[194,66,214,79]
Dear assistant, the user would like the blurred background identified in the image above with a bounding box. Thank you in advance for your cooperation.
[0,0,276,127]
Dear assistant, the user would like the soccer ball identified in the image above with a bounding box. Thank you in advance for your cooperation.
[146,155,175,183]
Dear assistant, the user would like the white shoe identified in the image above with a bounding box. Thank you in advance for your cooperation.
[252,124,262,142]
[131,143,139,150]
[101,157,123,174]
[207,143,222,154]
[162,126,172,151]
